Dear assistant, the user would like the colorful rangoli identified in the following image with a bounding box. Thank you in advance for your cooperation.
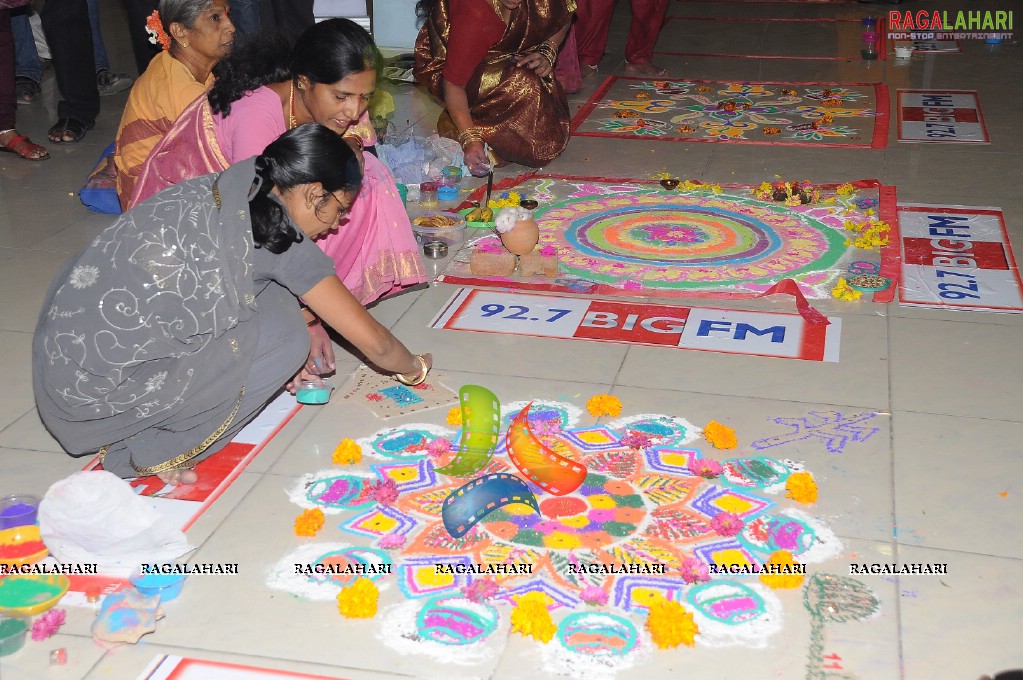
[571,78,888,147]
[268,395,872,675]
[440,175,899,302]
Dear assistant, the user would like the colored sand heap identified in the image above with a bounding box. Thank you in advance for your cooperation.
[270,392,872,670]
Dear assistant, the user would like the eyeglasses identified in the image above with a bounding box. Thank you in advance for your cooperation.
[314,191,349,224]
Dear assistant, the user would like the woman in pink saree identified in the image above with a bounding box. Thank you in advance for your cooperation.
[131,21,425,308]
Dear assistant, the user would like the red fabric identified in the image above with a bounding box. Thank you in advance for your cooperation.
[442,0,505,87]
[756,279,830,326]
[575,0,668,66]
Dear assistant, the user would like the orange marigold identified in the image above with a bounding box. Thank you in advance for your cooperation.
[786,471,818,504]
[759,550,806,589]
[333,438,362,465]
[645,595,699,649]
[336,577,379,618]
[703,420,737,449]
[586,394,622,418]
[294,508,325,537]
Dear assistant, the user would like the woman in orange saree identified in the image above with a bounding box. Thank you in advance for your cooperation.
[414,0,573,176]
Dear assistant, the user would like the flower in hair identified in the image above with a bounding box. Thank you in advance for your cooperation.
[146,10,172,51]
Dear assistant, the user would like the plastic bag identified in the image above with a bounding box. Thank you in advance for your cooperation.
[38,471,194,575]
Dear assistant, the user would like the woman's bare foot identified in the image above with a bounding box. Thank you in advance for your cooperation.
[624,62,668,76]
[157,469,198,485]
[581,64,599,78]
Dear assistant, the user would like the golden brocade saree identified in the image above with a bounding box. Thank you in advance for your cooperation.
[415,0,574,167]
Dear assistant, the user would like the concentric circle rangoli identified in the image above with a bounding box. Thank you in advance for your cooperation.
[540,192,847,289]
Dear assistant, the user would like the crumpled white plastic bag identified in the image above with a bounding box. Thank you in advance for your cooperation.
[38,471,194,575]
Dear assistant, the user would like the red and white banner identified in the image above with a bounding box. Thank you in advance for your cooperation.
[897,90,988,143]
[898,203,1023,312]
[431,289,841,362]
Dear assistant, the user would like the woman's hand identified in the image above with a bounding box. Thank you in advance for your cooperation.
[515,50,555,78]
[306,322,336,376]
[463,141,492,177]
[396,352,433,384]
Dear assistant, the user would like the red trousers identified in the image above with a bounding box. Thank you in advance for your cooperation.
[575,0,669,67]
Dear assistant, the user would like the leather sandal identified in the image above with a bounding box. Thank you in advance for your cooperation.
[48,116,93,144]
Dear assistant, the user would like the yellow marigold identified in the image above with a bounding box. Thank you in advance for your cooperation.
[652,170,672,180]
[333,438,362,465]
[836,183,856,196]
[752,182,773,200]
[703,420,737,449]
[679,180,702,192]
[645,595,699,649]
[510,592,557,643]
[709,183,723,194]
[446,406,463,426]
[831,278,862,301]
[294,508,325,537]
[786,471,818,504]
[586,394,623,418]
[758,550,806,589]
[336,577,379,618]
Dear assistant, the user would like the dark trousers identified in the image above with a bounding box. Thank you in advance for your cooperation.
[41,0,100,125]
[121,0,159,74]
[0,9,15,131]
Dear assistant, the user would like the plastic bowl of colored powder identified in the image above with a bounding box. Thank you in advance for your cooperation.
[0,575,69,617]
[0,525,48,567]
[130,572,187,602]
[0,616,29,656]
[0,495,40,530]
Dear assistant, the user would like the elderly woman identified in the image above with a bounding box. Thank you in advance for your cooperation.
[130,19,424,311]
[113,0,235,208]
[414,0,573,176]
[34,125,432,485]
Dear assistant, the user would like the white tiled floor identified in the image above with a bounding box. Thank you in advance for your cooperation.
[2,0,1022,678]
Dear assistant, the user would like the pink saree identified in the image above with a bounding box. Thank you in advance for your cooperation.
[130,94,426,305]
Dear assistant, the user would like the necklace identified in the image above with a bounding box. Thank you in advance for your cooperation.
[288,82,297,130]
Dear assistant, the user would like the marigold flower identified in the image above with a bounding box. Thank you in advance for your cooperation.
[510,592,557,643]
[832,278,862,301]
[645,596,699,649]
[336,577,379,618]
[586,394,622,418]
[703,420,737,449]
[785,471,818,504]
[446,406,463,426]
[333,438,362,465]
[294,508,325,537]
[758,550,806,589]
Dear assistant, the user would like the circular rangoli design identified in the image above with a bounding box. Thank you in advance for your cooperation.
[538,192,847,289]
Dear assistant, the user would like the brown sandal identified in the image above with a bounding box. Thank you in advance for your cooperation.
[0,134,50,161]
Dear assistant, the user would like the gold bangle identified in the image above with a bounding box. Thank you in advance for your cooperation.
[457,126,486,150]
[395,354,429,386]
[534,42,558,66]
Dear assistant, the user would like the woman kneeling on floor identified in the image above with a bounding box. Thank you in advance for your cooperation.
[413,0,573,176]
[33,125,432,485]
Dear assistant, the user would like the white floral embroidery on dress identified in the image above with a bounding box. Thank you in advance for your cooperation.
[145,371,168,391]
[68,265,100,289]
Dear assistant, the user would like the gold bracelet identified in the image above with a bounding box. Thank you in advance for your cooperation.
[457,126,486,150]
[395,354,429,386]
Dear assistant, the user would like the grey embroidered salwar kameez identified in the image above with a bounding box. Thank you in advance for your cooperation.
[33,158,335,477]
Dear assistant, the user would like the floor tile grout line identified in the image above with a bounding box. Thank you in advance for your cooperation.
[887,305,907,680]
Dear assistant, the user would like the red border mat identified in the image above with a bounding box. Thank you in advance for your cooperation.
[442,174,899,303]
[140,655,347,679]
[898,203,1023,312]
[571,77,889,148]
[82,392,301,532]
[896,89,989,143]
